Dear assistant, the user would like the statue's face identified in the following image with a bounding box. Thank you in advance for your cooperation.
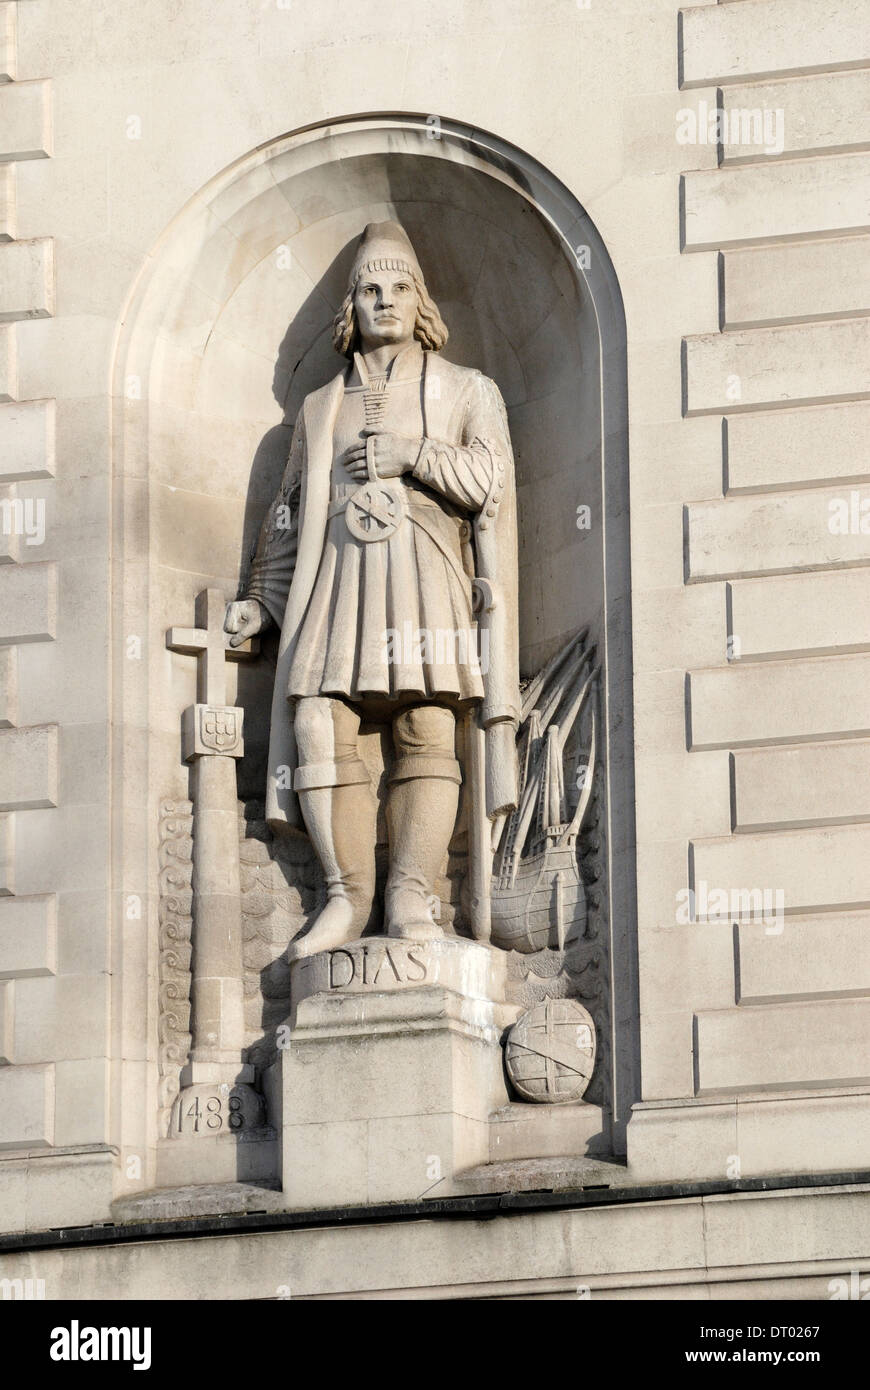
[353,270,418,350]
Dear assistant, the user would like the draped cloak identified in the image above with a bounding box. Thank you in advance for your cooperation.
[246,344,521,832]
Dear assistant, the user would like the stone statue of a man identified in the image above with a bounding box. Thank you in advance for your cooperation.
[226,222,520,959]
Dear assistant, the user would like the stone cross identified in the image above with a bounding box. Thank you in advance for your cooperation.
[165,589,263,1138]
[166,588,259,758]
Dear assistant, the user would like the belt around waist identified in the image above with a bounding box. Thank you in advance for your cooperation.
[327,483,452,521]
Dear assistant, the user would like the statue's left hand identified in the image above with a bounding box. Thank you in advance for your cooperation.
[224,598,272,647]
[345,430,419,481]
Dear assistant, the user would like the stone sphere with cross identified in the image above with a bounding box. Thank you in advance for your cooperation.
[505,997,597,1103]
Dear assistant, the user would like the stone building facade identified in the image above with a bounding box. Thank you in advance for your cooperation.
[0,0,868,1298]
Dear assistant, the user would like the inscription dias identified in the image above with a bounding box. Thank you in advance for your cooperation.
[288,936,502,1009]
[327,943,428,989]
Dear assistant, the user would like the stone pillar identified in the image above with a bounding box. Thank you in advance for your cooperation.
[281,937,520,1209]
[164,591,266,1178]
[186,752,249,1078]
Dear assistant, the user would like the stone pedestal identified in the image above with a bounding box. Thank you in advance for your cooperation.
[488,1099,610,1164]
[281,937,520,1209]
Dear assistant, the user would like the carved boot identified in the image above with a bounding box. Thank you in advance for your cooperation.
[288,781,377,960]
[384,772,460,940]
[288,697,376,962]
[385,705,461,940]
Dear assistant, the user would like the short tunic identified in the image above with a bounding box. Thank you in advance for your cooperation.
[286,349,488,705]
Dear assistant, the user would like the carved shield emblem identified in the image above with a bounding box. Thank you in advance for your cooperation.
[200,706,239,752]
[504,998,596,1104]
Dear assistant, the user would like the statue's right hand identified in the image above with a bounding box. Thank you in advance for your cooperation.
[338,439,369,482]
[225,599,272,647]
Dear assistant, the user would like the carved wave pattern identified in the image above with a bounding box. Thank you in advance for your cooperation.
[239,802,322,1073]
[157,799,194,1136]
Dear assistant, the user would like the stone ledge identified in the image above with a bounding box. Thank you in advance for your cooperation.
[489,1098,611,1163]
[0,398,54,481]
[680,0,870,88]
[0,237,53,321]
[2,1179,870,1298]
[0,4,15,85]
[628,1090,870,1183]
[111,1180,283,1225]
[683,155,870,251]
[0,79,51,162]
[446,1154,630,1197]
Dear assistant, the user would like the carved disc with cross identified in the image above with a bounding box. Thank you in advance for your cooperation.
[504,997,596,1104]
[345,481,405,542]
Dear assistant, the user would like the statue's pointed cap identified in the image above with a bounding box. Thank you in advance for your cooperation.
[348,221,423,288]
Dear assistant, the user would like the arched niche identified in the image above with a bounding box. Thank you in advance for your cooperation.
[112,115,638,1156]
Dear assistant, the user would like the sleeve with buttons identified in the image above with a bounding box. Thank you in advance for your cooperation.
[410,371,508,513]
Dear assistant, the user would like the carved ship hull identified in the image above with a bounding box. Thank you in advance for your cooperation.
[489,630,598,955]
[491,837,587,954]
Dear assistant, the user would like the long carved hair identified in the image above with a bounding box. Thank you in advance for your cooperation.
[332,273,449,358]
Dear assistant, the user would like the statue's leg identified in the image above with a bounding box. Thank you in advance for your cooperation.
[289,696,377,960]
[385,704,461,940]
